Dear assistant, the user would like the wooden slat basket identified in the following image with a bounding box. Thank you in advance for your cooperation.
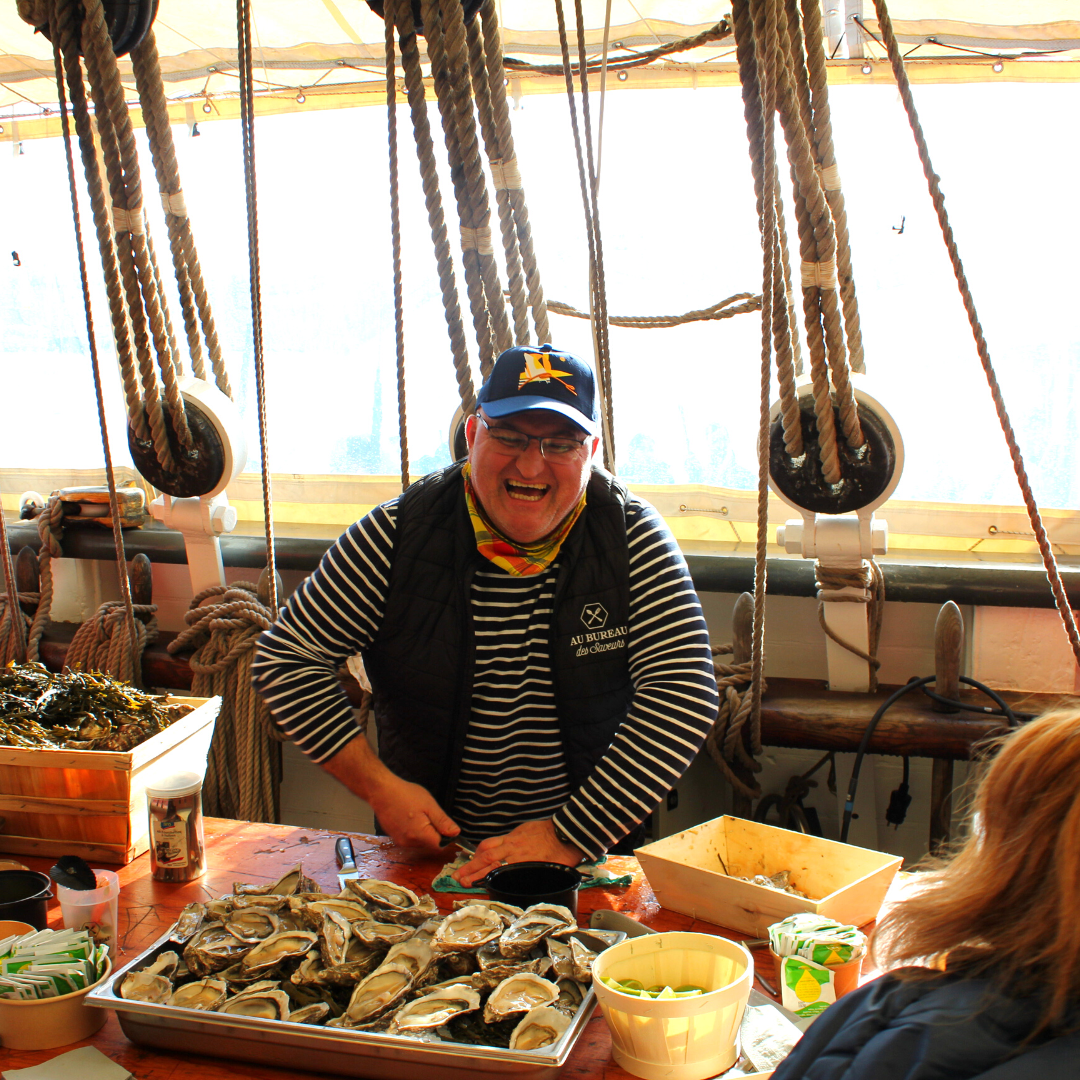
[0,696,219,865]
[636,815,902,937]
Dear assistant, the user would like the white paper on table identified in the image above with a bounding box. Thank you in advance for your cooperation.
[2,1045,133,1080]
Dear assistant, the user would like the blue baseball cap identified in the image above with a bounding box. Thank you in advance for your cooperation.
[476,345,599,435]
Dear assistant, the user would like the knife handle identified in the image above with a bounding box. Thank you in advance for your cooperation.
[335,835,357,874]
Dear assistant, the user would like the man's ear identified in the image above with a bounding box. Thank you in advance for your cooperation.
[464,413,478,452]
[588,435,601,459]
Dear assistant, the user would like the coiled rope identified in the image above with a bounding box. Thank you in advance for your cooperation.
[168,584,283,822]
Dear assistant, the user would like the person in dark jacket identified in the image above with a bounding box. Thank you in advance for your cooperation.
[773,706,1080,1079]
[252,345,719,887]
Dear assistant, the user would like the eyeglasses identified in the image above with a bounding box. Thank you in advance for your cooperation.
[476,413,589,459]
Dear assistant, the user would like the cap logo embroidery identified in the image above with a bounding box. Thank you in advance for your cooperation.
[580,602,608,629]
[518,350,578,395]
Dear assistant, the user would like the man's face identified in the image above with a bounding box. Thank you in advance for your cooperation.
[465,408,599,544]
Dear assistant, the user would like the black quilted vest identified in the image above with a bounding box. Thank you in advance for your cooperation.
[364,461,634,811]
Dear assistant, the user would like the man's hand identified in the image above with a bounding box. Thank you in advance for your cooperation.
[367,773,458,850]
[320,732,459,850]
[452,819,583,887]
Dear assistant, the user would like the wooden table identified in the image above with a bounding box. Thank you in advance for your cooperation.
[6,818,774,1079]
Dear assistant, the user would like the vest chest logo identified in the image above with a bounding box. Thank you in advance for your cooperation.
[570,603,628,657]
[580,602,608,629]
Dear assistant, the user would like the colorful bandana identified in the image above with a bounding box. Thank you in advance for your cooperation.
[463,464,586,576]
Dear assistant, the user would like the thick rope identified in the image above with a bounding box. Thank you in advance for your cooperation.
[704,644,761,799]
[572,0,616,466]
[815,559,884,692]
[467,14,529,346]
[422,0,504,375]
[872,0,1080,669]
[52,18,144,678]
[51,0,148,445]
[800,0,865,374]
[385,17,410,491]
[747,0,779,797]
[237,0,278,617]
[555,0,615,471]
[65,600,158,687]
[0,504,28,665]
[80,0,193,460]
[388,0,476,415]
[478,0,551,345]
[129,28,232,399]
[168,584,282,822]
[769,8,863,462]
[732,1,804,458]
[27,497,65,663]
[0,595,34,667]
[764,12,844,483]
[503,20,733,77]
[547,293,762,328]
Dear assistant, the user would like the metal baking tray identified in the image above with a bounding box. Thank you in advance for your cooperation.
[88,927,623,1080]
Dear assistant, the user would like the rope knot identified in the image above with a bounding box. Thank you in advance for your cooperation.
[112,204,146,235]
[801,258,838,290]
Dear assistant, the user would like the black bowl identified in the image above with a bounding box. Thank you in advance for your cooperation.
[0,869,52,930]
[482,861,586,917]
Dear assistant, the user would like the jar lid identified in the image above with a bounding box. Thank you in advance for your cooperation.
[146,771,203,798]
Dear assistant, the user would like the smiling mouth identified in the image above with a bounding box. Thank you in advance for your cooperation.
[505,480,549,502]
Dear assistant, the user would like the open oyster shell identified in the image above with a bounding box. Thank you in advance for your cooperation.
[119,971,172,1003]
[168,977,228,1010]
[344,961,416,1023]
[482,972,560,1023]
[509,1005,571,1051]
[240,931,318,973]
[219,988,291,1020]
[432,905,505,953]
[390,983,481,1031]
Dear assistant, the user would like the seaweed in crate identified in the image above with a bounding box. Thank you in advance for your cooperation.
[0,662,193,750]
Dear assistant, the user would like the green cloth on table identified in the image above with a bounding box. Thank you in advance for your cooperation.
[431,851,632,893]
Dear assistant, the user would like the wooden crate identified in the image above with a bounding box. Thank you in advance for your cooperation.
[636,815,902,937]
[0,696,220,865]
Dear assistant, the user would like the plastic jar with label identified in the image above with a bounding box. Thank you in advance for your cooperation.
[146,771,206,882]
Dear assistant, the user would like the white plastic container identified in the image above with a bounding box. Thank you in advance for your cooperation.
[592,932,753,1080]
[56,869,120,952]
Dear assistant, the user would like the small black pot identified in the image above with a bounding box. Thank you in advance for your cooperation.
[482,861,587,917]
[0,869,52,930]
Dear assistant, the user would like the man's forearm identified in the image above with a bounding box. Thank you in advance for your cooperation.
[320,731,397,804]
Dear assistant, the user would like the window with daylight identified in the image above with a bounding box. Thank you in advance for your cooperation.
[2,80,1078,551]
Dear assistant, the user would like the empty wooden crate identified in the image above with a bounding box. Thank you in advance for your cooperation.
[0,696,219,865]
[636,815,902,937]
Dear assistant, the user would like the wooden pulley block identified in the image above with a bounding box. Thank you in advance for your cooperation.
[25,0,159,58]
[769,397,898,516]
[127,376,247,501]
[367,0,483,36]
[55,484,147,528]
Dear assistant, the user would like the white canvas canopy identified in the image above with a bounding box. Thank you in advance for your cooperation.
[2,1,1078,141]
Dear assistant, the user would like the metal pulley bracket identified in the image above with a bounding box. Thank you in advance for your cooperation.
[771,379,904,693]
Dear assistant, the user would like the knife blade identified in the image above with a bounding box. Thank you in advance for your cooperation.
[335,835,360,890]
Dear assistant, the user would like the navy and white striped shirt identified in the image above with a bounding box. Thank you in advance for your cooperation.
[251,495,719,860]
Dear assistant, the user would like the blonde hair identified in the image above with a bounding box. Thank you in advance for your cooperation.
[873,707,1080,1037]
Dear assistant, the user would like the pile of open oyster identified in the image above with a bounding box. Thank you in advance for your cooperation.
[118,864,596,1052]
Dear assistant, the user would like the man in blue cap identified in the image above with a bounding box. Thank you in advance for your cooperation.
[253,345,718,885]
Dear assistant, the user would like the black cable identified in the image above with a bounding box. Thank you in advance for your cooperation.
[841,673,1027,843]
[841,676,933,843]
[918,676,1026,726]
